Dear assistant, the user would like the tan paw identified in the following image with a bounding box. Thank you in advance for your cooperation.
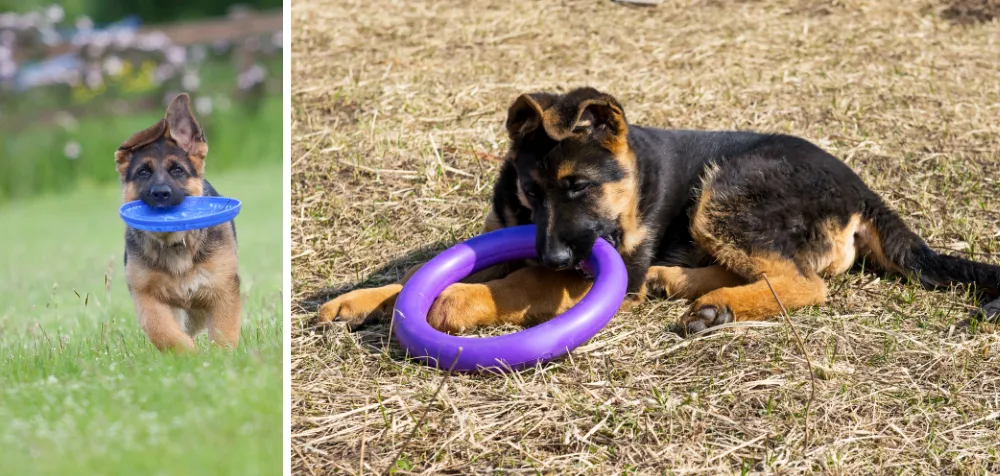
[679,303,734,337]
[618,291,645,312]
[314,285,401,330]
[426,283,496,334]
[644,267,672,297]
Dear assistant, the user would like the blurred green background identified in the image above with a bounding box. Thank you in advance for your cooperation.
[0,0,283,203]
[0,0,281,24]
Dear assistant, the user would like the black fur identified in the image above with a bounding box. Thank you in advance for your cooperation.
[497,87,1000,319]
[863,200,1000,297]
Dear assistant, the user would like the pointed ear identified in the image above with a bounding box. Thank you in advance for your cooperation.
[165,93,208,172]
[569,99,628,149]
[505,92,556,140]
[542,88,628,150]
[115,119,167,177]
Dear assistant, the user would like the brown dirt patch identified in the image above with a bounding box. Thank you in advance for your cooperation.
[941,0,1000,24]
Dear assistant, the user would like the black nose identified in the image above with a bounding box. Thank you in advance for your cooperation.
[541,246,574,270]
[150,185,172,202]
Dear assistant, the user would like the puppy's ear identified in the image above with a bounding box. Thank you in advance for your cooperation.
[115,119,167,178]
[505,92,557,140]
[543,87,628,152]
[165,93,208,173]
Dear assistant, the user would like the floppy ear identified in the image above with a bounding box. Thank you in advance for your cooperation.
[165,93,208,172]
[568,99,628,150]
[114,119,167,178]
[542,88,628,150]
[505,92,556,140]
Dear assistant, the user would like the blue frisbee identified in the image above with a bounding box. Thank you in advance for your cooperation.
[119,196,242,232]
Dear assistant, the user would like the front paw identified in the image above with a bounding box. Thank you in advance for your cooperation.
[314,285,399,331]
[426,283,495,334]
[680,304,734,337]
[618,289,645,312]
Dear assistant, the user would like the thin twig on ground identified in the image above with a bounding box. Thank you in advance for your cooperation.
[762,273,818,451]
[382,349,463,476]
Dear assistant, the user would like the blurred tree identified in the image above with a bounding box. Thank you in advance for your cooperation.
[0,0,281,24]
[0,0,88,18]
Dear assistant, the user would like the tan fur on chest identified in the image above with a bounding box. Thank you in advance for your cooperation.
[127,260,222,309]
[140,230,199,275]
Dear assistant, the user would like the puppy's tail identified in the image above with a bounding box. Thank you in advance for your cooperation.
[862,198,1000,300]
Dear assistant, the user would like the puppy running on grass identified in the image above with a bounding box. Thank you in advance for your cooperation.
[116,93,241,351]
[318,87,1000,336]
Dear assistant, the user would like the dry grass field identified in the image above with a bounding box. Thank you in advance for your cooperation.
[291,0,1000,473]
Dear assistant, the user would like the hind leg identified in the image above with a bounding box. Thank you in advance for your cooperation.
[683,162,836,335]
[645,265,746,300]
[680,255,827,335]
[970,297,1000,323]
[208,287,242,348]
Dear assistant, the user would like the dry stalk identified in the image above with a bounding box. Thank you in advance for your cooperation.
[762,273,818,451]
[383,348,462,476]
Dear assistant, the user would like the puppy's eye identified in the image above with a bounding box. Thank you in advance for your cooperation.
[136,168,151,178]
[169,166,185,177]
[521,185,538,199]
[568,181,592,195]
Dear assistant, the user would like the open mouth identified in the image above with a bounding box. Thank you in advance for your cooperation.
[600,230,622,250]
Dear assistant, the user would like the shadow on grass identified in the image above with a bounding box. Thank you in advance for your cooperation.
[298,240,457,313]
[295,241,465,358]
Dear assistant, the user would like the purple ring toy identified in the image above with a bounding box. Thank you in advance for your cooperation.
[392,225,627,372]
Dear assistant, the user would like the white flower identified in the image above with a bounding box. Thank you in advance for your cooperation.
[64,141,81,160]
[152,64,175,84]
[165,45,186,64]
[189,45,207,63]
[181,71,200,90]
[195,96,213,115]
[46,5,64,23]
[54,112,79,132]
[0,58,15,78]
[237,64,266,90]
[103,56,123,76]
[76,16,93,31]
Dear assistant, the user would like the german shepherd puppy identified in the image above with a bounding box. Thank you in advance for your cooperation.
[316,87,1000,336]
[116,93,241,351]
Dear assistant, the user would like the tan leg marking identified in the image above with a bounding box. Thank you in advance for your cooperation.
[207,288,242,348]
[427,266,593,334]
[316,213,514,328]
[646,265,746,300]
[317,283,406,327]
[134,293,196,352]
[681,255,827,334]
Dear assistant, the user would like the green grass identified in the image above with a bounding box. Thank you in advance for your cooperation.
[0,162,283,475]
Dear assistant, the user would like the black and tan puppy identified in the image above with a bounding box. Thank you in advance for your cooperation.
[317,87,1000,336]
[116,93,241,351]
